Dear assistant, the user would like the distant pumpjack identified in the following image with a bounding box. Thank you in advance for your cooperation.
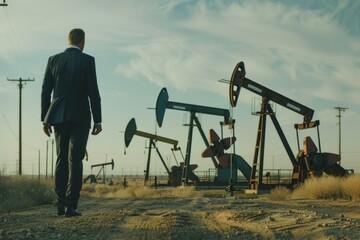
[91,159,115,184]
[124,117,184,184]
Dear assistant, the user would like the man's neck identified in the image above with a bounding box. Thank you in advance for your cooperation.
[68,45,80,50]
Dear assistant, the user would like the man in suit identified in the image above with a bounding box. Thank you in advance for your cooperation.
[41,28,102,217]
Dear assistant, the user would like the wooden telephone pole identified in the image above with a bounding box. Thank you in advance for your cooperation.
[7,78,35,175]
[334,106,348,165]
[1,0,8,6]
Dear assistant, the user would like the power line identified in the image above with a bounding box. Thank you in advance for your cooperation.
[7,77,35,175]
[2,5,32,77]
[1,113,17,140]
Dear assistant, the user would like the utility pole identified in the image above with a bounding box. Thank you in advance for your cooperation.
[7,78,35,175]
[334,107,348,165]
[0,1,8,7]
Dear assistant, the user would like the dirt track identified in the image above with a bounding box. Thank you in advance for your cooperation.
[1,190,360,240]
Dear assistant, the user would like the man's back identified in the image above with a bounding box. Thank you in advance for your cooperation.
[41,47,101,128]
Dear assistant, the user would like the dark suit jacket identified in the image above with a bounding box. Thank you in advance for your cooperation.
[41,47,101,128]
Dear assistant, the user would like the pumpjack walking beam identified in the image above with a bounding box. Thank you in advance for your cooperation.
[229,61,316,189]
[124,118,179,183]
[91,159,115,183]
[229,62,314,123]
[156,87,231,185]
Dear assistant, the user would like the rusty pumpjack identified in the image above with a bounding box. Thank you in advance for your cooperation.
[156,87,240,186]
[124,117,198,186]
[295,128,348,179]
[85,159,114,184]
[229,61,347,190]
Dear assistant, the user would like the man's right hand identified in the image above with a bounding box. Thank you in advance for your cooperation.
[91,123,102,135]
[43,123,52,137]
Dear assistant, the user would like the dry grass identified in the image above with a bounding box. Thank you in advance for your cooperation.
[342,174,360,200]
[292,176,343,199]
[0,176,55,214]
[81,181,201,199]
[84,175,360,202]
[269,186,291,201]
[292,174,360,200]
[1,172,359,215]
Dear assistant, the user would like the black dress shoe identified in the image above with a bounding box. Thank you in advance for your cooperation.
[65,207,82,217]
[57,206,65,216]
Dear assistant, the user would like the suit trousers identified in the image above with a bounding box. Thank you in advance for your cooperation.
[54,122,89,209]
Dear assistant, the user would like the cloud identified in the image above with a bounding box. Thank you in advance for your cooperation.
[0,0,359,174]
[114,0,360,107]
[115,38,230,91]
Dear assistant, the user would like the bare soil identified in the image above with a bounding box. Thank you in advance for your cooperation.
[1,189,359,240]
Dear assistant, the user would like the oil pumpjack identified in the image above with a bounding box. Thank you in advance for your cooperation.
[229,61,347,190]
[124,118,198,186]
[156,87,235,185]
[83,159,115,184]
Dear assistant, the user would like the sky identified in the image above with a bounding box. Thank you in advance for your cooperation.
[0,0,359,178]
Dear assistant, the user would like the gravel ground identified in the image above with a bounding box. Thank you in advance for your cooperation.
[1,190,359,240]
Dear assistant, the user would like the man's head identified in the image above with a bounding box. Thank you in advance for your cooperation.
[68,28,85,51]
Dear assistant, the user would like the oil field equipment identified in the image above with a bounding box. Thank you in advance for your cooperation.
[84,159,114,184]
[124,117,197,185]
[295,132,347,179]
[201,129,251,184]
[156,87,232,185]
[229,61,347,190]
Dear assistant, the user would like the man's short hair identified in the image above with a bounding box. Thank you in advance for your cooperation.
[68,28,85,44]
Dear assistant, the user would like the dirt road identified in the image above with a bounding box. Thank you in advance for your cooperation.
[1,189,359,240]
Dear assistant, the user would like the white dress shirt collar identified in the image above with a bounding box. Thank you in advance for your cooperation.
[67,45,80,50]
